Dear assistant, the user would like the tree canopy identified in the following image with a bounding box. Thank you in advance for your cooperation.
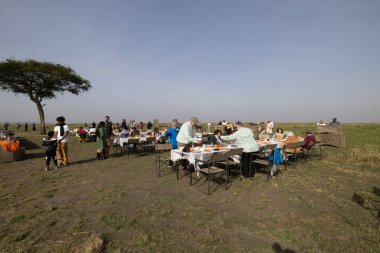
[0,58,91,134]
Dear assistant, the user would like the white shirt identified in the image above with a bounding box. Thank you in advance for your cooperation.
[221,127,259,153]
[266,121,274,134]
[176,121,197,144]
[54,124,70,142]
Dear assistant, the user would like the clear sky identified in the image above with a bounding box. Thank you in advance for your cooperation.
[0,0,379,123]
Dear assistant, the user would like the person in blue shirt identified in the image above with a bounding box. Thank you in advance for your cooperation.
[165,122,180,149]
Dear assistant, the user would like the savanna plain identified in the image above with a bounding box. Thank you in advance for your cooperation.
[0,123,379,252]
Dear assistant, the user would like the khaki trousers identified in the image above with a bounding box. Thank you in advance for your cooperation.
[57,142,69,165]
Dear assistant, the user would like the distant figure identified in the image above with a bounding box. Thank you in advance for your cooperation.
[121,119,127,129]
[84,122,88,128]
[329,117,341,127]
[24,123,28,132]
[42,131,58,171]
[147,121,153,130]
[207,121,211,133]
[4,122,9,131]
[96,121,106,160]
[266,119,274,134]
[317,120,326,127]
[16,122,21,130]
[103,116,113,159]
[32,122,36,131]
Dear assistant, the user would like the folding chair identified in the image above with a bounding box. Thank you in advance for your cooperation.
[143,136,156,152]
[111,139,123,156]
[252,144,279,181]
[123,138,140,156]
[283,142,304,167]
[196,152,229,195]
[216,148,244,180]
[155,143,172,177]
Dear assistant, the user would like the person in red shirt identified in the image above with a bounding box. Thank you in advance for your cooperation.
[303,130,316,150]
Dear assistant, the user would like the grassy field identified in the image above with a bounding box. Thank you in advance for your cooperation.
[0,123,379,252]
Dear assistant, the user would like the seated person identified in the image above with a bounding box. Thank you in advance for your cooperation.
[275,128,284,140]
[303,130,316,150]
[208,129,223,145]
[152,127,161,137]
[258,129,269,140]
[119,126,130,138]
[129,127,140,137]
[329,117,341,127]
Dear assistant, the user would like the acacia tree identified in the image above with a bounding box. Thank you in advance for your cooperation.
[0,58,91,134]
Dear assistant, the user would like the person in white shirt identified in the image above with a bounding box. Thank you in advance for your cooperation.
[53,116,70,166]
[176,117,202,148]
[266,119,274,134]
[221,121,259,178]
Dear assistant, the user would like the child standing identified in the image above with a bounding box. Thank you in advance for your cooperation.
[42,131,58,171]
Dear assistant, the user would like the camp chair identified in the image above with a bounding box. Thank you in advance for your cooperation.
[111,138,123,156]
[302,141,316,162]
[143,136,156,152]
[216,148,244,180]
[314,141,328,159]
[196,152,229,195]
[252,144,279,181]
[123,138,140,156]
[155,143,173,177]
[283,142,304,167]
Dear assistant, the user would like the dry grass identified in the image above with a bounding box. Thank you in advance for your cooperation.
[81,233,104,253]
[345,144,380,165]
[0,123,379,252]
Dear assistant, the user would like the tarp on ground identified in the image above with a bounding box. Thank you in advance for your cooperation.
[315,125,345,147]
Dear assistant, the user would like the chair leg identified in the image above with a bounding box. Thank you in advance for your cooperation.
[207,172,211,195]
[176,161,179,180]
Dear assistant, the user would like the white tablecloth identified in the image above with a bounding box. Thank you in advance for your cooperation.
[171,149,230,172]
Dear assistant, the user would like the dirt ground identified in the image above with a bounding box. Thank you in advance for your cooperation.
[0,124,379,252]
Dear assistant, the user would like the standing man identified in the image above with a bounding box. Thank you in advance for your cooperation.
[103,116,113,159]
[176,117,202,148]
[4,122,9,131]
[54,116,70,167]
[221,121,259,178]
[32,122,36,131]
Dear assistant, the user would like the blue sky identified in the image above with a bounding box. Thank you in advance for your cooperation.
[0,0,379,123]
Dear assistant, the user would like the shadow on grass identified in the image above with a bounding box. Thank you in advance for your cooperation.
[352,192,380,219]
[70,158,98,166]
[272,242,297,253]
[25,152,46,159]
[18,138,40,150]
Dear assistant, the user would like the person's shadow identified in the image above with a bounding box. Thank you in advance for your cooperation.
[352,187,380,219]
[272,242,297,253]
[69,158,98,166]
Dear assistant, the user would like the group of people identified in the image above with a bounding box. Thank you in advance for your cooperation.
[42,116,70,171]
[41,115,338,176]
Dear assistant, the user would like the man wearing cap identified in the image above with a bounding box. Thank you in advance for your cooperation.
[177,117,202,148]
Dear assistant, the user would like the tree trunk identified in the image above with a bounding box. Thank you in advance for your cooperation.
[35,101,46,134]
